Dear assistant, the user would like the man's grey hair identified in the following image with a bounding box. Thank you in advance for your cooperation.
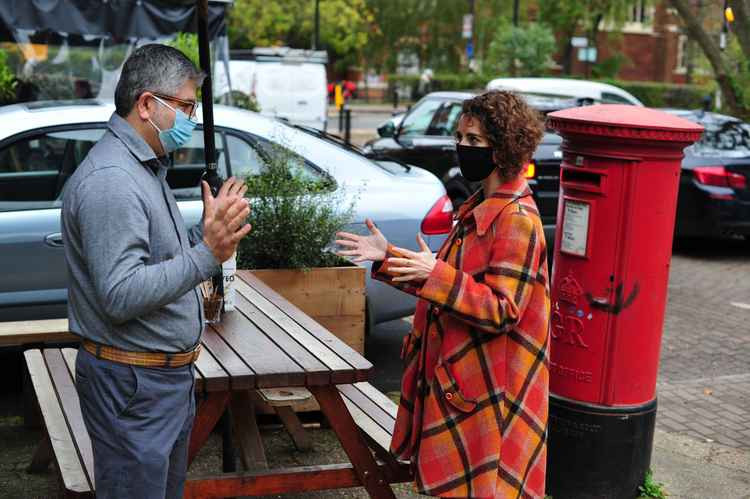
[115,44,205,117]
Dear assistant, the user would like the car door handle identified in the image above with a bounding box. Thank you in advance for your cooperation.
[44,233,64,247]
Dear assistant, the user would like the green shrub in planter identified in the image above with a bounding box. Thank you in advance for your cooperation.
[236,143,355,270]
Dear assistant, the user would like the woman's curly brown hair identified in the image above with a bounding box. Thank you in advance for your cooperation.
[461,90,544,182]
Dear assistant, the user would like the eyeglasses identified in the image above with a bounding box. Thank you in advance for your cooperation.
[150,92,198,119]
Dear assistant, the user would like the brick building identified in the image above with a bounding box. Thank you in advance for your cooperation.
[565,1,692,84]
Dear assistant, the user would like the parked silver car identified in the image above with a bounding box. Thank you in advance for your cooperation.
[0,100,451,329]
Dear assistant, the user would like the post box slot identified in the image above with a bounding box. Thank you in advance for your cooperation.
[562,168,603,188]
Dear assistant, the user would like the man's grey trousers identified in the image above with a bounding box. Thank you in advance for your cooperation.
[75,347,195,499]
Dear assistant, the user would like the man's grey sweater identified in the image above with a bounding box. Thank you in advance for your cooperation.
[61,113,218,353]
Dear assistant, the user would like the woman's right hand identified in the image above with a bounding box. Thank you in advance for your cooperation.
[336,218,388,263]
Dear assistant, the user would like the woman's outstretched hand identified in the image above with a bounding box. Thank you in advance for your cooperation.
[336,218,388,263]
[389,234,437,282]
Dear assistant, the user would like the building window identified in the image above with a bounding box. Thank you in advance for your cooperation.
[675,35,688,74]
[631,0,653,24]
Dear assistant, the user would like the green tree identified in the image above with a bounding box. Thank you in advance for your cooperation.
[671,0,750,119]
[485,22,556,76]
[227,0,372,72]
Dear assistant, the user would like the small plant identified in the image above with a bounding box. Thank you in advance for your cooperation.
[167,32,200,70]
[638,470,667,499]
[222,90,261,112]
[236,138,355,270]
[0,50,17,104]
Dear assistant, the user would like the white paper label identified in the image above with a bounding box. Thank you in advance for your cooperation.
[222,252,237,311]
[561,200,590,257]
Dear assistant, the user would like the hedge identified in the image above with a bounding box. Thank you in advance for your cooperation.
[596,78,712,109]
[387,73,712,110]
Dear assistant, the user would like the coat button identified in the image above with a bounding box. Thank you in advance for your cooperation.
[455,238,463,246]
[445,392,454,400]
[432,307,441,317]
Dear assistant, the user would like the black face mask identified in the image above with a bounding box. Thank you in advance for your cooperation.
[456,144,496,182]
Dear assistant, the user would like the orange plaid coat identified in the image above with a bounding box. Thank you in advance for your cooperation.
[374,176,550,498]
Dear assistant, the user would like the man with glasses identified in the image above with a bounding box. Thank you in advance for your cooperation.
[61,44,251,498]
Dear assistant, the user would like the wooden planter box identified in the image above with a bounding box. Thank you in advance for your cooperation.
[249,266,366,354]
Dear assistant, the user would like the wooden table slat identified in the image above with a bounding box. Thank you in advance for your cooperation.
[0,319,75,347]
[337,384,396,436]
[238,272,372,370]
[193,342,229,393]
[44,349,96,486]
[24,350,92,493]
[210,308,307,389]
[340,396,394,455]
[352,381,399,419]
[231,292,331,386]
[199,328,256,390]
[235,274,370,384]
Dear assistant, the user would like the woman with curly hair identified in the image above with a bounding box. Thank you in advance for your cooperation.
[337,90,550,498]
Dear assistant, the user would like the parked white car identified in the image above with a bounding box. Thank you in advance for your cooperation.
[486,77,644,106]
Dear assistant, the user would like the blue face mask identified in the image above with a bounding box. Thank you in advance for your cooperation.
[148,96,197,154]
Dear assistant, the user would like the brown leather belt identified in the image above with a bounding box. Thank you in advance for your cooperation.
[82,339,201,368]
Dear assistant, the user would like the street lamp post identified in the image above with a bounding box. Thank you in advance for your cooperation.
[314,0,320,50]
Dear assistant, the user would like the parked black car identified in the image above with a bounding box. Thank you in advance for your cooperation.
[666,109,750,240]
[362,91,577,245]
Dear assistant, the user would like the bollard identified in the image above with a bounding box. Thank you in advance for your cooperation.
[344,108,352,145]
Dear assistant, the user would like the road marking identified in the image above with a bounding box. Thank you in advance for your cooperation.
[730,302,750,310]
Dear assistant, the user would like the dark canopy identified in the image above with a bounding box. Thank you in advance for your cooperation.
[0,0,230,42]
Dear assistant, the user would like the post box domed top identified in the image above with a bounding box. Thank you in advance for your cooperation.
[547,104,704,143]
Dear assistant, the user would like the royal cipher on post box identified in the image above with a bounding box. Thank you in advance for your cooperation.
[544,105,703,499]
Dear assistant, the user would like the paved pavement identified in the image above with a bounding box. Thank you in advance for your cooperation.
[656,238,750,451]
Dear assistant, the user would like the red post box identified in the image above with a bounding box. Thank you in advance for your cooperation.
[545,105,703,499]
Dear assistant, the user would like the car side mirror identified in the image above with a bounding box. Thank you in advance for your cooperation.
[378,121,396,138]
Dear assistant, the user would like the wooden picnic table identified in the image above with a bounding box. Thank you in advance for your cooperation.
[22,270,411,498]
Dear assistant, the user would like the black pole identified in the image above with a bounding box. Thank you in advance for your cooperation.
[314,0,320,50]
[197,0,216,175]
[197,0,224,297]
[344,108,351,145]
[513,0,520,26]
[220,408,236,473]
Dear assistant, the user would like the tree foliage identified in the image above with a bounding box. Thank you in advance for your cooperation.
[485,22,556,77]
[670,0,750,119]
[227,0,372,71]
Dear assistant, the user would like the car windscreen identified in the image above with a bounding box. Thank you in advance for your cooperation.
[689,118,750,157]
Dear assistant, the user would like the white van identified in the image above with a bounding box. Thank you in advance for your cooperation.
[215,48,328,130]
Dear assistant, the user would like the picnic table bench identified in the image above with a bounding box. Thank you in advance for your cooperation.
[20,271,411,498]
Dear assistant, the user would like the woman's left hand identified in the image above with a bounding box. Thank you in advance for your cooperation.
[389,234,437,282]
